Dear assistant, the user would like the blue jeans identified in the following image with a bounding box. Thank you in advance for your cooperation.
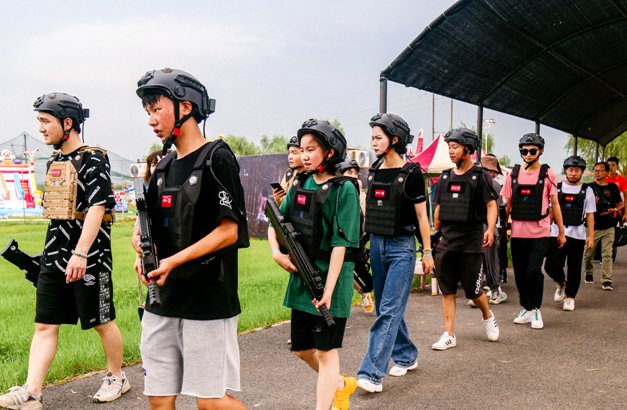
[357,234,418,384]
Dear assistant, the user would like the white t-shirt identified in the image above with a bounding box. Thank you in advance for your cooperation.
[550,182,596,240]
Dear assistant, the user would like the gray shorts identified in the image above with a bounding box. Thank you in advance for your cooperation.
[140,311,241,398]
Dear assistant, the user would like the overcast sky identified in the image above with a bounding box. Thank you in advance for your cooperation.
[0,0,571,169]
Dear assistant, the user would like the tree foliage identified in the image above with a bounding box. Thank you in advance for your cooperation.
[564,131,627,175]
[260,134,288,154]
[498,155,511,167]
[223,134,261,156]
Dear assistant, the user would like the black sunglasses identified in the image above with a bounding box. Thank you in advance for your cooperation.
[519,148,538,156]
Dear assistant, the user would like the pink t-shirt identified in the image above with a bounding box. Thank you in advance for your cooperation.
[501,165,558,238]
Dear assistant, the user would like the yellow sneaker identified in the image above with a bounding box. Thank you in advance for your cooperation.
[332,375,357,410]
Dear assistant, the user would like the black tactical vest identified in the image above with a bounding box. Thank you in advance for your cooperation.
[287,173,359,261]
[364,162,420,236]
[151,141,248,279]
[510,164,550,221]
[437,166,485,223]
[558,182,587,226]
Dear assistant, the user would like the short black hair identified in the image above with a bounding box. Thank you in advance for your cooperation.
[594,161,609,171]
[607,156,619,165]
[141,89,168,109]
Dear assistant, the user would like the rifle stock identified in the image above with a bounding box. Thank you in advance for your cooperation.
[265,198,335,327]
[134,178,161,308]
[1,239,40,287]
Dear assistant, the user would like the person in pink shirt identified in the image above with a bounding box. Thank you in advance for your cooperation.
[501,133,566,329]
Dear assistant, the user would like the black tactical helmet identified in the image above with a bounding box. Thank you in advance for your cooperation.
[287,135,299,150]
[338,159,360,174]
[563,155,587,171]
[444,128,480,154]
[33,92,88,130]
[369,113,414,147]
[297,119,347,163]
[136,67,216,122]
[519,133,545,149]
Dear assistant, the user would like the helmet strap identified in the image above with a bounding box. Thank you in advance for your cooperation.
[53,125,71,150]
[456,147,469,169]
[162,100,194,156]
[524,158,537,170]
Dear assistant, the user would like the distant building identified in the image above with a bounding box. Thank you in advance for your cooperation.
[0,132,133,187]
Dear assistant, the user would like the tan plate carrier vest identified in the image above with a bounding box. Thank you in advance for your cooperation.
[43,147,114,223]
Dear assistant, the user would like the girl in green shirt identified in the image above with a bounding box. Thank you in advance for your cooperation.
[268,119,360,410]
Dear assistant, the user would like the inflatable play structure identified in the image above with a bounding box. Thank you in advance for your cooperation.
[0,149,42,216]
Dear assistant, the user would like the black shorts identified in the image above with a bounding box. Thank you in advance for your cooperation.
[290,309,347,352]
[35,267,116,330]
[435,251,484,299]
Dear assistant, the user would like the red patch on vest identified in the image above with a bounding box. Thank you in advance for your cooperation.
[52,169,61,177]
[161,195,173,208]
[564,195,575,202]
[374,189,386,198]
[520,188,532,196]
[297,194,307,205]
[450,184,462,193]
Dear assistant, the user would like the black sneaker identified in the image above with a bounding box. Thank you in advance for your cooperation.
[602,282,613,291]
[584,274,593,284]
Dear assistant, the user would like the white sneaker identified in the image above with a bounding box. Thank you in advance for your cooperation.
[563,298,575,311]
[531,308,544,329]
[356,378,382,393]
[554,286,565,303]
[483,310,499,341]
[92,372,131,403]
[513,309,532,324]
[467,299,477,308]
[388,361,418,377]
[0,386,42,410]
[432,332,457,350]
[489,289,508,305]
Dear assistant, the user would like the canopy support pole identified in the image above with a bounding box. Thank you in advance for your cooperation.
[573,136,578,156]
[379,77,388,113]
[476,105,483,161]
[595,142,599,162]
[535,121,540,134]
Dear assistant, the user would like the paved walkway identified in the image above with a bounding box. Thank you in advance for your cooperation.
[43,248,627,409]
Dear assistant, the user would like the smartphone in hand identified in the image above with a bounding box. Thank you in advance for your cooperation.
[270,182,285,192]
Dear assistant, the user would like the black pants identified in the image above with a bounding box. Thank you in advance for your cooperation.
[511,237,549,310]
[543,236,585,298]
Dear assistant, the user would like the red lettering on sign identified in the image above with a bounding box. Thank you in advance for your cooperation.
[297,194,307,205]
[374,189,386,198]
[565,195,575,202]
[161,195,172,208]
[450,184,462,193]
[521,188,531,195]
[52,169,61,177]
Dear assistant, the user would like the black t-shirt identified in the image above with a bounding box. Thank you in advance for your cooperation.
[145,143,245,320]
[435,167,497,253]
[590,182,621,230]
[41,148,115,273]
[371,166,426,229]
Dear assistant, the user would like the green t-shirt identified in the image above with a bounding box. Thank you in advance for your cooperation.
[279,175,361,318]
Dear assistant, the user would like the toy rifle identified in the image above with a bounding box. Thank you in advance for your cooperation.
[133,177,161,308]
[1,239,40,287]
[265,198,335,327]
[353,234,373,293]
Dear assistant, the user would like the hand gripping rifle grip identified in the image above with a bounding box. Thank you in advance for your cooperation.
[319,305,335,327]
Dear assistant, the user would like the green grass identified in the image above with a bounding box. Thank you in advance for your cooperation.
[0,218,291,390]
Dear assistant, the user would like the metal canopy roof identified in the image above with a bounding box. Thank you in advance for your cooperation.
[381,0,627,146]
